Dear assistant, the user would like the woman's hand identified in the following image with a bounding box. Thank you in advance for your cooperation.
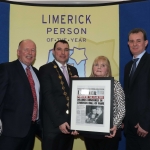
[121,123,124,129]
[105,126,117,138]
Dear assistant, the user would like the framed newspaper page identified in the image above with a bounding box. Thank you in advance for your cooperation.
[69,77,114,135]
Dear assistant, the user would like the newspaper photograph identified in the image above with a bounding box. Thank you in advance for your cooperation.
[76,86,105,125]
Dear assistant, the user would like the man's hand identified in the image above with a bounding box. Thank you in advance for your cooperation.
[59,122,70,134]
[71,75,78,78]
[135,123,148,137]
[105,126,117,138]
[0,119,2,135]
[71,130,79,136]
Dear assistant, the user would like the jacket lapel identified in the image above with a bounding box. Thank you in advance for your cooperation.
[67,64,72,83]
[53,61,69,90]
[14,60,32,93]
[130,53,148,87]
[126,61,133,88]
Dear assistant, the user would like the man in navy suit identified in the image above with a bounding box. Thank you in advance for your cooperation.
[124,28,150,150]
[95,106,103,124]
[39,40,78,150]
[0,39,42,150]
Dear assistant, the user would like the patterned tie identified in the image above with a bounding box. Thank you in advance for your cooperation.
[26,67,38,122]
[130,58,139,81]
[61,65,69,85]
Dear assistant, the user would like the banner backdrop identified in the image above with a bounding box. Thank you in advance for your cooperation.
[9,5,119,79]
[2,4,120,150]
[1,0,150,150]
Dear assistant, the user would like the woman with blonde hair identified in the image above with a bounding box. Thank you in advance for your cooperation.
[84,56,125,150]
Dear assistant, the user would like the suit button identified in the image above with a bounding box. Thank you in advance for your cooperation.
[66,110,69,114]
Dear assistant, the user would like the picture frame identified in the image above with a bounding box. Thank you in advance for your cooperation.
[69,77,114,135]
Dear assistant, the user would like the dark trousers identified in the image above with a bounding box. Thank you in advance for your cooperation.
[126,128,150,150]
[0,121,42,150]
[124,120,150,150]
[84,137,120,150]
[42,133,74,150]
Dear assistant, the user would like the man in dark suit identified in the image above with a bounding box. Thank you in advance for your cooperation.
[0,39,42,150]
[124,28,150,150]
[39,40,79,150]
[95,106,103,124]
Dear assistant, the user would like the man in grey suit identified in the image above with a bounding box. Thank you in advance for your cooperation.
[124,28,150,150]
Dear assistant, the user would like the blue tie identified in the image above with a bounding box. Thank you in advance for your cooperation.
[130,58,139,81]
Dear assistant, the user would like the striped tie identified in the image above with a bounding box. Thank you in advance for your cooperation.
[26,67,38,122]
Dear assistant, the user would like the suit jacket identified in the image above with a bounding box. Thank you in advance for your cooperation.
[0,59,40,138]
[95,113,103,124]
[124,52,150,134]
[39,60,78,135]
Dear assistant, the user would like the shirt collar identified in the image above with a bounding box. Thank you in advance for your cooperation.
[55,59,67,68]
[133,50,146,60]
[19,60,31,70]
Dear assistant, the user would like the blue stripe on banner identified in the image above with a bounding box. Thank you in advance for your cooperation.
[0,2,10,63]
[119,1,150,150]
[119,0,150,85]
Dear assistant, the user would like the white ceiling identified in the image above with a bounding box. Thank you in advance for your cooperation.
[5,0,135,5]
